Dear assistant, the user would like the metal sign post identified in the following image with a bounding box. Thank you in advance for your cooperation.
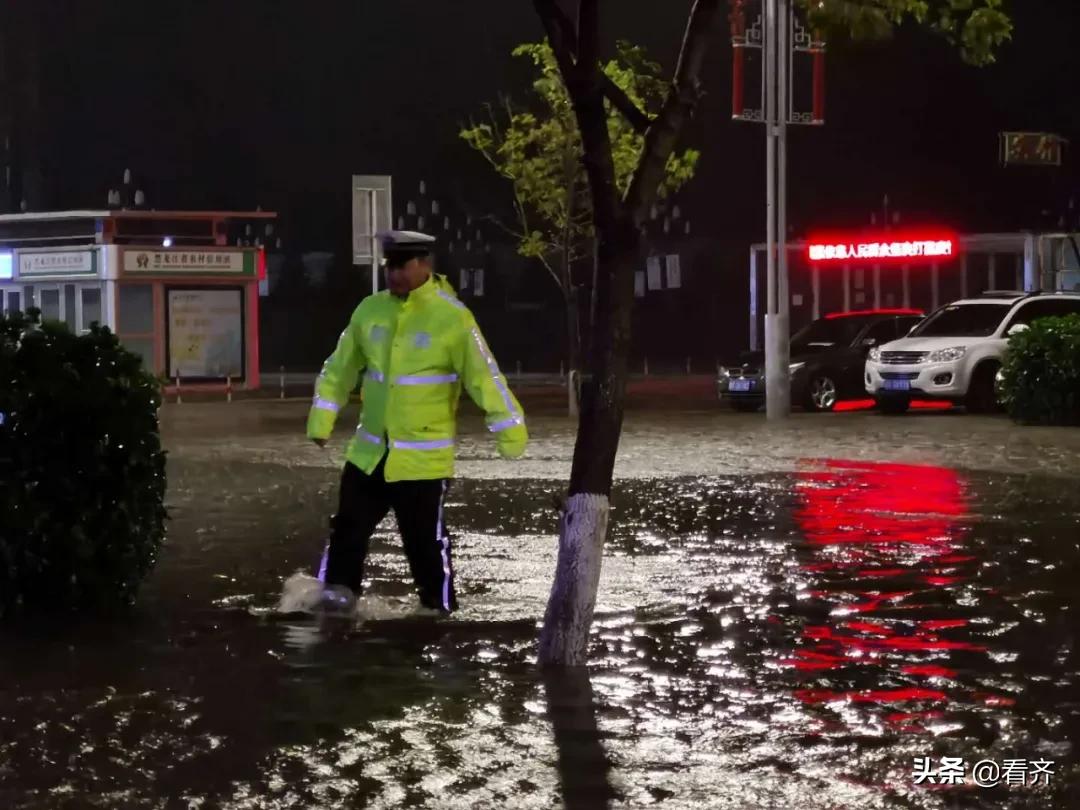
[352,175,393,295]
[732,0,825,421]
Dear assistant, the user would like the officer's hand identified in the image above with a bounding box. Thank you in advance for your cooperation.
[498,441,526,461]
[312,437,328,448]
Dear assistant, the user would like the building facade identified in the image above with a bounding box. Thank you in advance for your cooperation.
[747,231,1080,351]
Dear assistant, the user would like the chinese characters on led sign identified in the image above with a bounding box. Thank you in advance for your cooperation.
[808,238,956,263]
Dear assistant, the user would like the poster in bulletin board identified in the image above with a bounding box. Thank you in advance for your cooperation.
[166,288,244,380]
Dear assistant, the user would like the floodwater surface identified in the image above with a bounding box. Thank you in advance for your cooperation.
[1,402,1078,808]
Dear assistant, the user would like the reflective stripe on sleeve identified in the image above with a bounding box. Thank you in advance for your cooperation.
[313,397,341,413]
[366,369,386,383]
[470,328,521,423]
[488,416,523,433]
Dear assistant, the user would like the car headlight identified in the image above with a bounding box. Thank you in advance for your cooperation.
[929,346,967,363]
[718,366,731,378]
[789,362,805,374]
[868,347,881,362]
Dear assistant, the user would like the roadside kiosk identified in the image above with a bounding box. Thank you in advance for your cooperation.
[0,209,274,391]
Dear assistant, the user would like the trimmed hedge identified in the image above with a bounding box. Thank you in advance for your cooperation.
[999,313,1080,426]
[0,309,167,618]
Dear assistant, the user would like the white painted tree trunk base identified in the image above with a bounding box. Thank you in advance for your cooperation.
[538,493,610,667]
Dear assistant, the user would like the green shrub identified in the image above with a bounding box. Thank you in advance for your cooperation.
[0,309,167,618]
[999,313,1080,426]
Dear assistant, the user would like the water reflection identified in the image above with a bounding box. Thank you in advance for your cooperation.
[790,461,985,713]
[787,460,1072,804]
[2,443,1078,807]
[541,667,615,809]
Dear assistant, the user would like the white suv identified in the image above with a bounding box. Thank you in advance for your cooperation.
[865,291,1080,413]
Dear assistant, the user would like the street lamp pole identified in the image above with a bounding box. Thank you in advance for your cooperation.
[764,0,791,420]
[733,0,824,420]
[734,0,825,419]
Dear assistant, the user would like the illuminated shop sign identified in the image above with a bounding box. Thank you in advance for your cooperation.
[0,253,12,280]
[808,235,958,264]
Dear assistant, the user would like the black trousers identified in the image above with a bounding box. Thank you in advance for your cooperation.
[323,458,457,613]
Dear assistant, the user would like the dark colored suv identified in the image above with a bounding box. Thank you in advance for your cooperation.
[718,309,925,412]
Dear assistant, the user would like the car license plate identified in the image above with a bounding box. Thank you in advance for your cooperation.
[883,379,911,392]
[730,379,753,392]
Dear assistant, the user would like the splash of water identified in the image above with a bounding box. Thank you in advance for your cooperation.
[275,572,440,622]
[276,572,326,614]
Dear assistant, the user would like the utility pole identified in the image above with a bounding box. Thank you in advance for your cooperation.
[763,0,791,420]
[732,0,825,421]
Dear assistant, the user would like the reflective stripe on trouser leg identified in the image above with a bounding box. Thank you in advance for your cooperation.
[316,543,329,582]
[392,478,456,613]
[436,480,452,612]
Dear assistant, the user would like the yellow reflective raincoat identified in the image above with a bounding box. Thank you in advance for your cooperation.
[306,274,527,481]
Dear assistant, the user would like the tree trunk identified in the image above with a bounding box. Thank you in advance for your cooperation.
[538,217,639,665]
[534,0,721,667]
[537,0,645,667]
[537,493,608,665]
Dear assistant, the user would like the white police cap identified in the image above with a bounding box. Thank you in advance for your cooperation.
[379,230,436,253]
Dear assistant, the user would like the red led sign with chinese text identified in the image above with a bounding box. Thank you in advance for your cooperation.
[807,233,959,264]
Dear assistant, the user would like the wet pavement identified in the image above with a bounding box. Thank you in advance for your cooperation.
[1,398,1078,808]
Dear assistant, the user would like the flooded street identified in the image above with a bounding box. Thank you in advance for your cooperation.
[2,398,1078,808]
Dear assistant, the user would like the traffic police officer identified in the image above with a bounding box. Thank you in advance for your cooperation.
[307,231,527,614]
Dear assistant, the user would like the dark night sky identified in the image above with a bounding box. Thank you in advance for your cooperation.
[24,1,1080,251]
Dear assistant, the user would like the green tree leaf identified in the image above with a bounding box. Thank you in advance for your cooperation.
[805,0,1012,65]
[461,41,700,280]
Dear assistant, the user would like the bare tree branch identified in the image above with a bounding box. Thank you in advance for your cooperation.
[625,0,722,221]
[497,94,515,133]
[537,0,620,236]
[478,212,525,243]
[576,0,600,70]
[480,201,566,294]
[461,115,505,178]
[567,0,652,133]
[538,254,565,292]
[601,77,653,134]
[533,0,579,81]
[485,209,566,293]
[477,99,548,274]
[533,0,653,133]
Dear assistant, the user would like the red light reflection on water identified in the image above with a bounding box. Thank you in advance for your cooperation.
[786,460,1000,718]
[795,687,949,704]
[834,400,955,412]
